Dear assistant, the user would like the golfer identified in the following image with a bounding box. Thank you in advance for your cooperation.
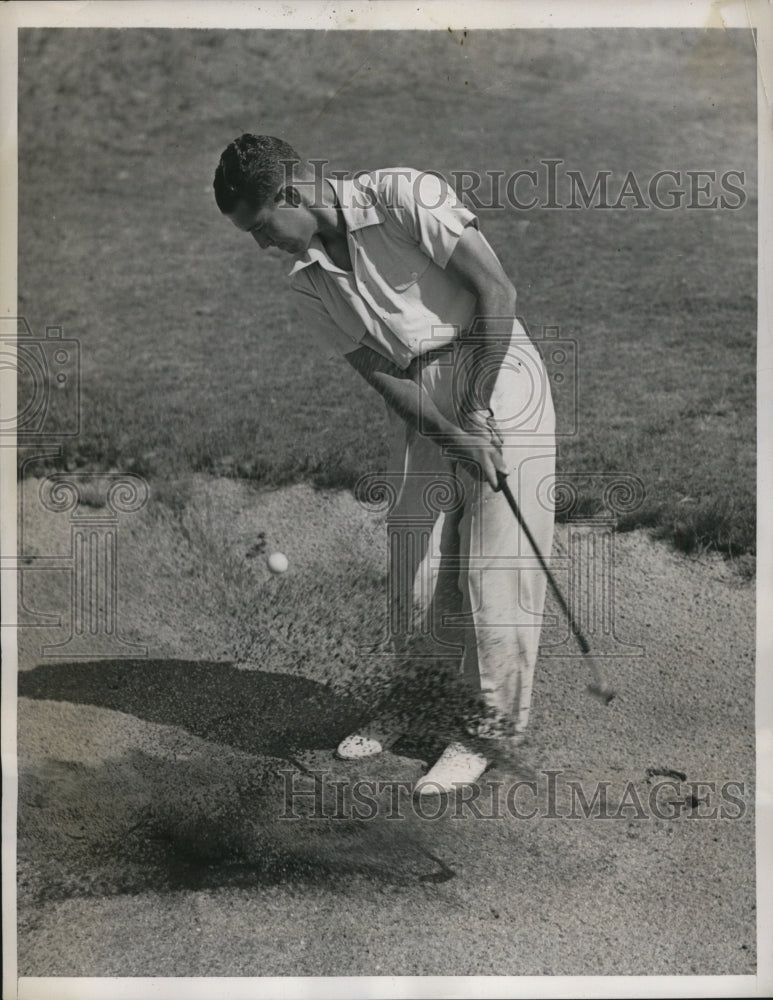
[213,134,555,795]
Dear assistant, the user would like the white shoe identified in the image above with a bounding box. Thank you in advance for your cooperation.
[413,742,490,797]
[335,721,400,760]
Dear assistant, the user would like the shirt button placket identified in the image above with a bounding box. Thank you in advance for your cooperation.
[353,245,363,283]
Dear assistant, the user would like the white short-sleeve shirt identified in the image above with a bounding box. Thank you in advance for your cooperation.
[288,168,500,369]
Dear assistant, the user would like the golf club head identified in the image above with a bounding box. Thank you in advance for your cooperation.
[587,682,616,705]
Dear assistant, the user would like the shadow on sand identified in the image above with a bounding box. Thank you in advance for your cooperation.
[19,658,366,756]
[17,660,449,902]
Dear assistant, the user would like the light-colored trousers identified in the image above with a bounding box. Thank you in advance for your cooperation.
[385,322,556,735]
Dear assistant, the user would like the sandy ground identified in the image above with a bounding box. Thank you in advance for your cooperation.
[13,475,756,977]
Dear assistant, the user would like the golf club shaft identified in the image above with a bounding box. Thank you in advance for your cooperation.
[495,471,614,701]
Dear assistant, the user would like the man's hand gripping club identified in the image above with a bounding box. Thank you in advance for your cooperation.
[344,342,508,489]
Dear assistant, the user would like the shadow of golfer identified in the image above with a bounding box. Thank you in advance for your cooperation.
[18,659,365,756]
[17,661,451,904]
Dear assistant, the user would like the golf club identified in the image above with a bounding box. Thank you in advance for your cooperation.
[495,470,616,704]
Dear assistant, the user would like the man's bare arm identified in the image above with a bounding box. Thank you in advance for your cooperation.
[445,225,517,412]
[344,342,505,488]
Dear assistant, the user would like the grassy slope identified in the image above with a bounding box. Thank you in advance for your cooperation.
[18,28,757,555]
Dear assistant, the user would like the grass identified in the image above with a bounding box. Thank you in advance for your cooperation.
[17,28,757,558]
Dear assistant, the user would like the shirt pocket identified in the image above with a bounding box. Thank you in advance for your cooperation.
[378,248,432,291]
[361,229,432,292]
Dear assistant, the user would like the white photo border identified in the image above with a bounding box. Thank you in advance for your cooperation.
[1,2,770,998]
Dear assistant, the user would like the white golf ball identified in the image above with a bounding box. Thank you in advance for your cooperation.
[267,551,289,574]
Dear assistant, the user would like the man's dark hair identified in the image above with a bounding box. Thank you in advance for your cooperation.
[213,134,301,214]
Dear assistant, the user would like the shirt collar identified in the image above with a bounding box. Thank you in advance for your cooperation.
[288,172,383,276]
[287,237,347,277]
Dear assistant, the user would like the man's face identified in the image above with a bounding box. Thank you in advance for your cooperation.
[226,191,317,255]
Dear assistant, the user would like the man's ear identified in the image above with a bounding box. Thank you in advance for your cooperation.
[276,185,302,207]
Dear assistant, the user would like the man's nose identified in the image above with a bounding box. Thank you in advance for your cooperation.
[251,230,271,249]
